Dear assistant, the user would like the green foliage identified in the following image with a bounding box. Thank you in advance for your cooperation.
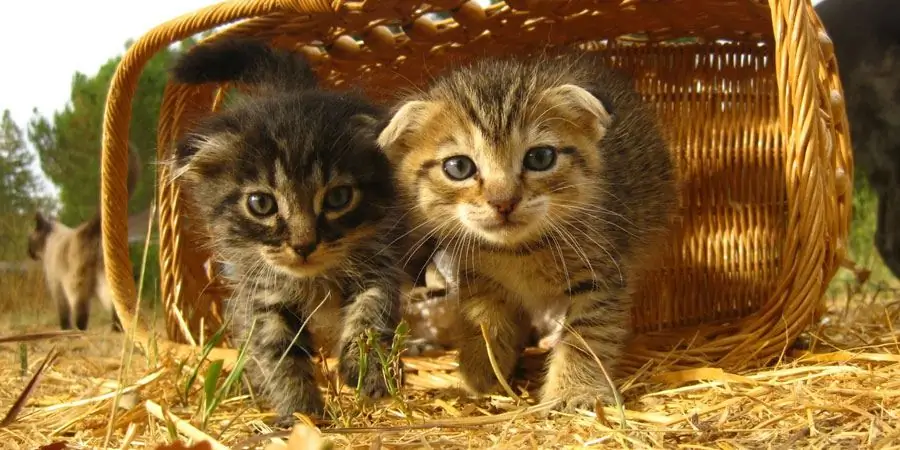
[27,47,164,224]
[177,318,251,432]
[0,110,50,259]
[848,170,880,266]
[25,38,202,226]
[829,167,895,291]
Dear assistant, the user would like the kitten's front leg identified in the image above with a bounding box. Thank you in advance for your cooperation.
[456,279,530,395]
[540,285,630,413]
[240,305,323,426]
[337,281,402,399]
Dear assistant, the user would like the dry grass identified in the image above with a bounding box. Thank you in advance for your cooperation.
[0,268,56,329]
[0,280,899,449]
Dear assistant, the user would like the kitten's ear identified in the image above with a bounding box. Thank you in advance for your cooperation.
[377,100,435,153]
[175,134,201,163]
[168,134,202,179]
[174,115,242,173]
[349,113,382,137]
[170,131,238,183]
[543,84,613,131]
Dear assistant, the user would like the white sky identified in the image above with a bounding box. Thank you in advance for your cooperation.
[1,0,218,129]
[0,0,218,196]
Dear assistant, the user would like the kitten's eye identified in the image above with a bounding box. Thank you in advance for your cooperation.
[523,146,558,171]
[324,186,353,210]
[442,156,477,181]
[246,193,277,217]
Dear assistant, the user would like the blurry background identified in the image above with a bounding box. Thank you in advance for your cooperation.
[0,0,219,327]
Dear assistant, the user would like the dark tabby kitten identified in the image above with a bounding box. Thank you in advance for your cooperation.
[169,38,401,425]
[378,53,678,412]
[816,0,900,278]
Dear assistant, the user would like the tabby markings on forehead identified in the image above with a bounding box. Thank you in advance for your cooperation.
[274,160,290,190]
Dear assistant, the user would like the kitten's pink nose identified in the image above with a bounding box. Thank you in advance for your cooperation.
[487,195,521,216]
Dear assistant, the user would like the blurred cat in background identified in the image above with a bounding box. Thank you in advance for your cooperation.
[27,146,141,331]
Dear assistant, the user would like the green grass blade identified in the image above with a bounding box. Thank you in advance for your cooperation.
[203,359,224,414]
[182,322,228,401]
[201,320,253,430]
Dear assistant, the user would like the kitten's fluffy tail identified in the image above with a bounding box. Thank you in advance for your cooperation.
[171,38,318,93]
[81,144,142,240]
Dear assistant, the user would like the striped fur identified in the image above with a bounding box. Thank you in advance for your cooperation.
[170,38,402,426]
[378,53,678,412]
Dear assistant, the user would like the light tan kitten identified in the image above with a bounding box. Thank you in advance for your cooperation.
[378,53,678,412]
[27,147,141,331]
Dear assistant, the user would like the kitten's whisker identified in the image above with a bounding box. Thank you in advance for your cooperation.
[543,223,573,298]
[381,213,437,253]
[404,217,458,285]
[555,197,633,217]
[555,213,623,286]
[400,217,451,268]
[554,203,640,239]
[540,233,566,282]
[546,180,603,194]
[547,213,595,277]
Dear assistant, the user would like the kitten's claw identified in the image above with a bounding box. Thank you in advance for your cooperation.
[272,414,297,429]
[541,386,615,415]
[277,394,325,425]
[459,368,500,396]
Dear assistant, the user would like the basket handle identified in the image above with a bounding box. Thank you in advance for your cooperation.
[100,0,340,368]
[718,0,853,366]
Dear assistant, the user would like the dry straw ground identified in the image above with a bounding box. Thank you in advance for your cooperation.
[1,268,899,449]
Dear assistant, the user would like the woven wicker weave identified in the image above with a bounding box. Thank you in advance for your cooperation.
[99,0,853,375]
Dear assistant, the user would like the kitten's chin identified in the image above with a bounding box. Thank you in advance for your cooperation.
[460,217,544,247]
[274,264,328,278]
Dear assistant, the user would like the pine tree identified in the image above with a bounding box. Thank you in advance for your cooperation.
[0,110,46,259]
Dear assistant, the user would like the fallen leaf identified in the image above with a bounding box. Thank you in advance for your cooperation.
[38,443,68,450]
[650,367,758,385]
[265,422,330,450]
[154,441,213,450]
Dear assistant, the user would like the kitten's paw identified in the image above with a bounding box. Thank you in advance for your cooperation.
[273,384,325,421]
[339,355,390,400]
[541,385,615,415]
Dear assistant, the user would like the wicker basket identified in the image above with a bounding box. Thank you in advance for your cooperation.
[99,0,852,375]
